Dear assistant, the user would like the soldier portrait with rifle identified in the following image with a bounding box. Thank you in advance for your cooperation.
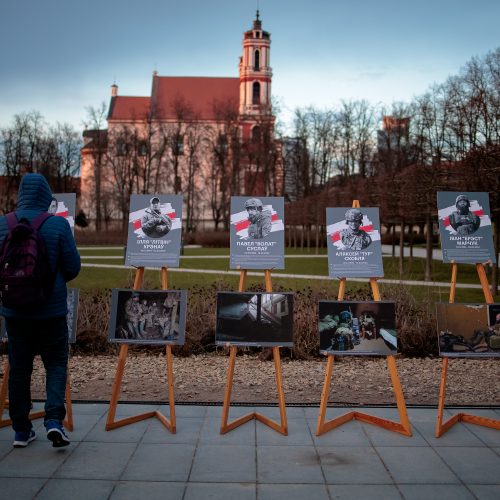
[340,208,372,250]
[141,197,172,238]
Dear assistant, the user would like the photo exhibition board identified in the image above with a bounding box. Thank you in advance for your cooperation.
[1,288,79,344]
[436,302,500,358]
[125,194,183,268]
[216,292,293,347]
[51,193,76,234]
[326,207,384,278]
[319,301,397,356]
[437,192,496,264]
[108,289,188,345]
[230,196,285,270]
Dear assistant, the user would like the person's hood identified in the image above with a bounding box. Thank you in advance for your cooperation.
[16,173,53,211]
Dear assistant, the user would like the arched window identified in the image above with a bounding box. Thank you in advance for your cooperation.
[254,50,260,71]
[252,82,260,105]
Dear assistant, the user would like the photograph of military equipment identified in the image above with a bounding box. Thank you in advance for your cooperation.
[436,303,500,357]
[216,292,293,346]
[109,289,187,345]
[319,301,397,355]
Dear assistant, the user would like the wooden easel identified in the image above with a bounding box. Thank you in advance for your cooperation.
[220,269,288,435]
[0,356,74,431]
[316,200,412,437]
[105,266,176,432]
[435,262,500,437]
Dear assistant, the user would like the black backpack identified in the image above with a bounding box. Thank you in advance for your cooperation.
[0,212,54,308]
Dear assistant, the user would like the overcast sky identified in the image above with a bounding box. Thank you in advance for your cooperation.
[0,0,498,130]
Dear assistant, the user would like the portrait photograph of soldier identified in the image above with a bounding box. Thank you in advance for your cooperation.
[216,292,293,347]
[449,194,481,235]
[319,301,397,356]
[48,193,76,234]
[244,198,272,239]
[109,289,187,345]
[436,303,500,358]
[141,196,172,238]
[340,208,372,250]
[48,196,58,215]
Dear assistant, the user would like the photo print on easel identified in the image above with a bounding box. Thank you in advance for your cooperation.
[326,207,384,277]
[437,192,496,264]
[1,288,79,344]
[109,289,187,345]
[319,301,397,355]
[216,292,293,347]
[230,196,285,269]
[50,193,76,234]
[436,303,500,357]
[125,194,183,268]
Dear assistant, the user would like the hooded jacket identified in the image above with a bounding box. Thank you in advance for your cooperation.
[0,173,81,319]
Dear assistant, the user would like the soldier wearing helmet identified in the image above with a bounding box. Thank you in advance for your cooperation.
[245,197,272,239]
[340,208,372,250]
[141,196,172,238]
[449,194,480,235]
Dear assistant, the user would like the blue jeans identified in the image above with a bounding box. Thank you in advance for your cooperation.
[6,316,68,433]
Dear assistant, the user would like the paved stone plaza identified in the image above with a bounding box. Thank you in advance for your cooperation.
[0,403,499,499]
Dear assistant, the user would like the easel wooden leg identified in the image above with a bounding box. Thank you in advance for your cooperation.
[0,359,10,427]
[338,278,346,301]
[387,355,411,435]
[63,370,74,431]
[476,263,494,304]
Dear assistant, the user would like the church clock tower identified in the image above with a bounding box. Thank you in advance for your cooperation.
[239,10,273,138]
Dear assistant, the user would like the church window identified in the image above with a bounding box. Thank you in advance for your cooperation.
[174,135,184,155]
[252,82,260,105]
[116,140,127,156]
[137,141,147,156]
[254,50,260,71]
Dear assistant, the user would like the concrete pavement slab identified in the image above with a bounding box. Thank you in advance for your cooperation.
[375,446,460,484]
[361,421,427,447]
[36,479,115,500]
[54,442,136,480]
[63,413,102,442]
[0,478,46,499]
[70,403,109,416]
[307,418,373,447]
[327,484,402,499]
[467,424,500,447]
[206,405,255,418]
[184,482,256,500]
[109,481,185,500]
[121,443,195,482]
[259,483,329,500]
[142,417,203,444]
[317,446,393,485]
[467,484,500,500]
[159,404,206,418]
[190,444,256,483]
[433,446,500,485]
[413,420,486,447]
[256,416,313,446]
[198,416,256,445]
[257,445,324,484]
[84,414,149,443]
[398,484,475,500]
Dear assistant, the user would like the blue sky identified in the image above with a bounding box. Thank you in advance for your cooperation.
[0,0,498,130]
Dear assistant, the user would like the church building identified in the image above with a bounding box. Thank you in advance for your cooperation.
[80,12,282,230]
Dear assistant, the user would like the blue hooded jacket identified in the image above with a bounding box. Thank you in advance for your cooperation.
[0,173,81,319]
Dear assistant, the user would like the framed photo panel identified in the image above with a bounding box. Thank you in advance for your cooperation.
[230,196,285,270]
[437,192,496,264]
[326,207,384,278]
[125,194,183,268]
[319,301,397,356]
[109,289,187,345]
[50,193,76,234]
[216,292,293,347]
[436,303,500,358]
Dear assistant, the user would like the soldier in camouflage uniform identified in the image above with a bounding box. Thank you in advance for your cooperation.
[341,208,371,250]
[124,293,142,339]
[331,310,355,351]
[449,195,480,236]
[245,198,272,239]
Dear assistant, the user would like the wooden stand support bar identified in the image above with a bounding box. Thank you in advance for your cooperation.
[220,270,288,435]
[105,266,176,433]
[316,199,412,438]
[435,262,499,437]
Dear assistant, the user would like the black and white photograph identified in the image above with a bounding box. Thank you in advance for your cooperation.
[216,292,293,347]
[125,194,183,268]
[50,193,76,234]
[109,289,187,345]
[436,303,500,357]
[319,301,397,355]
[437,192,496,264]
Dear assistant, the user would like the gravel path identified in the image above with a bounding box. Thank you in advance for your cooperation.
[3,353,498,406]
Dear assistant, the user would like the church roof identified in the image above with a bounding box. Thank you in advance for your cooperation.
[108,76,239,122]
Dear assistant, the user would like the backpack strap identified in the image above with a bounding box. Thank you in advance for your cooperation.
[31,212,52,230]
[5,212,18,230]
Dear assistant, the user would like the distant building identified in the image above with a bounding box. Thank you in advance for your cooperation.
[80,12,282,227]
[377,116,411,171]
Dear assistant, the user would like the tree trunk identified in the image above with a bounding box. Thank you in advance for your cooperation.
[425,213,433,282]
[399,218,405,277]
[391,224,396,258]
[300,225,304,250]
[409,224,414,264]
[315,223,320,255]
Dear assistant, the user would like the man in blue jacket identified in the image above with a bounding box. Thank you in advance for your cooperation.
[0,173,81,448]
